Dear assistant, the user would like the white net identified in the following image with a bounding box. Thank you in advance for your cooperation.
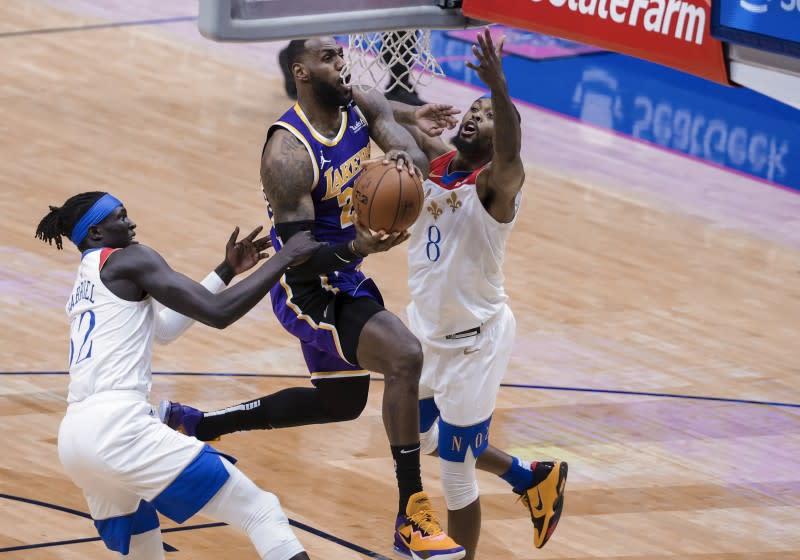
[343,29,444,93]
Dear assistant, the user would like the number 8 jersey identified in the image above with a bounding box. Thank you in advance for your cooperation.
[407,150,521,346]
[65,248,155,403]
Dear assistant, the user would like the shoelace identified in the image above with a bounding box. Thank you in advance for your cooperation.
[409,503,443,536]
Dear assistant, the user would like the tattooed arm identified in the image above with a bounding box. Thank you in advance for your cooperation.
[352,87,430,177]
[260,128,406,269]
[261,128,316,224]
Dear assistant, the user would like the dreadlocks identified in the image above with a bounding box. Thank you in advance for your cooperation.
[35,191,106,250]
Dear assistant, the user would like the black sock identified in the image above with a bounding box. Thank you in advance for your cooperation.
[392,444,423,516]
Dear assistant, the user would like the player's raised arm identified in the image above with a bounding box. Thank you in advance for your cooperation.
[470,29,525,222]
[353,86,430,177]
[389,101,458,163]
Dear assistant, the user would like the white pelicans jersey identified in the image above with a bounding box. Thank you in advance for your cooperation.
[65,248,154,403]
[407,150,520,346]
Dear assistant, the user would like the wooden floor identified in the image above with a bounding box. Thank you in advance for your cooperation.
[2,1,800,558]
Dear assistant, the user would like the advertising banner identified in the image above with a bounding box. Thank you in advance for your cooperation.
[462,0,731,83]
[430,30,800,190]
[717,0,799,44]
[713,0,800,55]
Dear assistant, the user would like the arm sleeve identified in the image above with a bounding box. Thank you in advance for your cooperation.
[152,270,227,345]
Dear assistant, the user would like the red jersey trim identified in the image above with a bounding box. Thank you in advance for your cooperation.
[99,248,120,271]
[428,150,485,190]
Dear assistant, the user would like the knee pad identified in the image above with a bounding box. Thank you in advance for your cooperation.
[251,491,286,528]
[439,453,479,511]
[251,490,305,560]
[204,462,303,560]
[437,418,491,510]
[124,528,164,560]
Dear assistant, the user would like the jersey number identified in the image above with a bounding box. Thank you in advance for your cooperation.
[426,225,441,262]
[338,189,353,228]
[69,310,96,366]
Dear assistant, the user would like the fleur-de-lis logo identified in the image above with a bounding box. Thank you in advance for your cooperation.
[427,200,443,220]
[447,192,462,213]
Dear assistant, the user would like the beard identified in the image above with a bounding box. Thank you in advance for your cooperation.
[310,77,351,107]
[451,131,485,155]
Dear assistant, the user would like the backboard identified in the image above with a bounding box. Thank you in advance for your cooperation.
[198,0,479,42]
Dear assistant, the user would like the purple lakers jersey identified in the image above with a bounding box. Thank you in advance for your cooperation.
[264,102,371,271]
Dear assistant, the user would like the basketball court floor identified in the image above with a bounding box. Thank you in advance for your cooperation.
[2,1,799,558]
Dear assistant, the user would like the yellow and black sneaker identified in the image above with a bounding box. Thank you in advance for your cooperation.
[393,491,465,560]
[518,460,568,548]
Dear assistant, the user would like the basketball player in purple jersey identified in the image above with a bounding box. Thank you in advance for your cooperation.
[161,37,465,560]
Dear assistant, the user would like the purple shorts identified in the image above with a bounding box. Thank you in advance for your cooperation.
[270,269,384,381]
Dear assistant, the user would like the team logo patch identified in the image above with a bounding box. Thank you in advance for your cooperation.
[446,192,462,213]
[427,200,443,220]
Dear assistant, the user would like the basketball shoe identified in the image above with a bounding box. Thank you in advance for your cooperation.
[518,460,568,548]
[393,491,465,560]
[158,400,211,440]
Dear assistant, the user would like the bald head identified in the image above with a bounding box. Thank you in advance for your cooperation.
[285,36,337,72]
[285,36,351,108]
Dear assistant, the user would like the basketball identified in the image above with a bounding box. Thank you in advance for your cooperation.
[353,161,424,233]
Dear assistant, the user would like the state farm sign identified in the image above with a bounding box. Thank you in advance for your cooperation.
[462,0,730,83]
[532,0,707,44]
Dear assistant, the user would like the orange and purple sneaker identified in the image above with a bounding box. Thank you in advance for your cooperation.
[393,491,465,560]
[158,400,207,439]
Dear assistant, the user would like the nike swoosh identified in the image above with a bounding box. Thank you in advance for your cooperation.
[400,446,421,454]
[530,488,545,520]
[463,348,480,355]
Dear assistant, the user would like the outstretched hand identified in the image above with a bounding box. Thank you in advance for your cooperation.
[225,225,272,275]
[413,103,460,137]
[352,211,410,256]
[466,28,507,91]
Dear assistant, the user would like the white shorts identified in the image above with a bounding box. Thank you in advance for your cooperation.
[58,390,233,554]
[418,304,516,427]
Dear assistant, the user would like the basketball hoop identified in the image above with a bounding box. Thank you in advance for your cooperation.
[343,29,445,93]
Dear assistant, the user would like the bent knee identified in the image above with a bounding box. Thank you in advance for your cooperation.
[320,379,369,421]
[386,338,423,379]
[251,490,287,527]
[325,398,367,421]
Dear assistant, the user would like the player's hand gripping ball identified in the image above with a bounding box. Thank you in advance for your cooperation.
[353,160,424,233]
